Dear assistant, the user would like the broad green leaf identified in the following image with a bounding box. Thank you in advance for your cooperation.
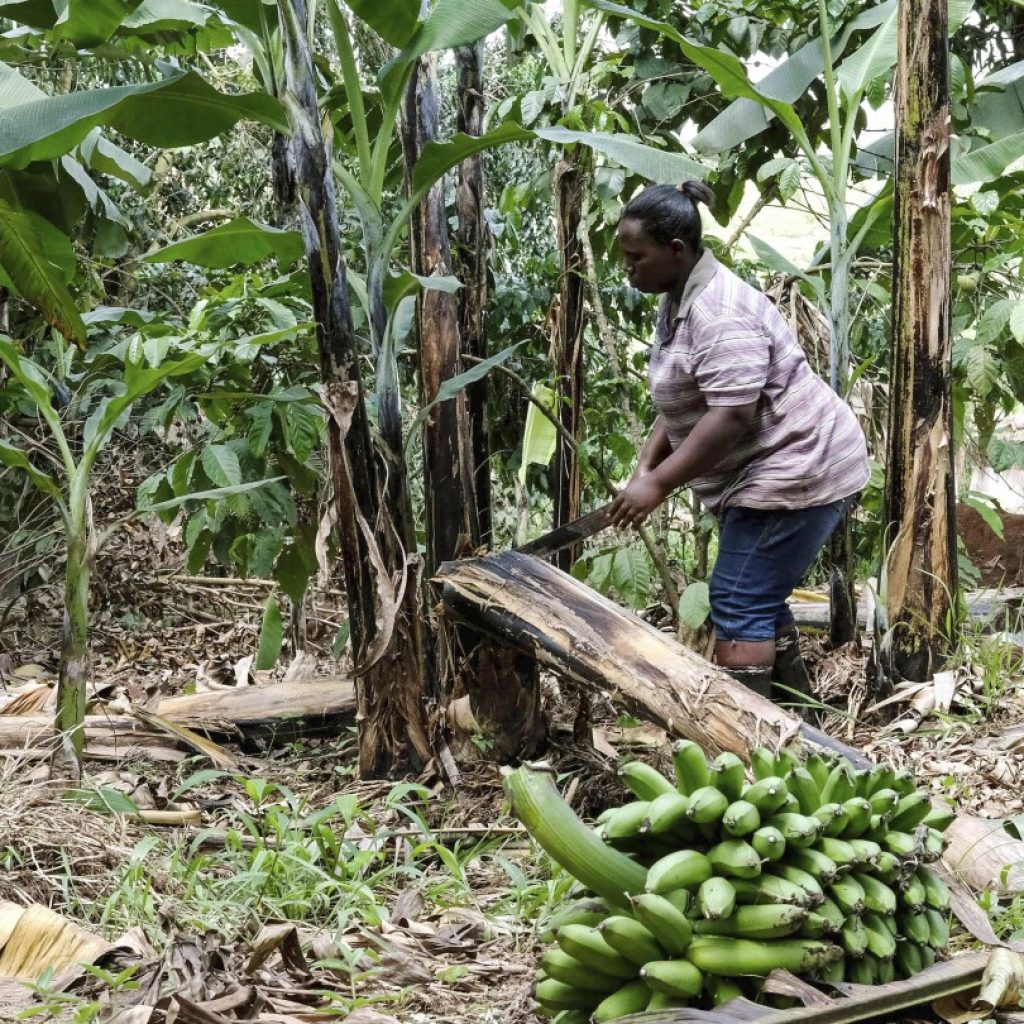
[836,7,896,99]
[144,217,304,269]
[255,595,284,670]
[970,190,999,215]
[0,198,85,344]
[581,0,684,41]
[965,345,1000,397]
[84,354,206,460]
[779,161,802,201]
[0,0,57,31]
[140,477,287,514]
[380,0,521,106]
[534,126,706,182]
[680,40,807,148]
[77,130,151,190]
[248,402,274,456]
[962,492,1004,540]
[276,541,313,602]
[1010,301,1024,345]
[952,131,1024,186]
[0,336,60,422]
[692,1,897,154]
[331,619,351,659]
[0,439,63,502]
[519,381,557,485]
[610,545,652,610]
[202,444,242,487]
[0,68,286,169]
[54,0,146,47]
[407,341,525,453]
[413,121,705,195]
[838,0,974,99]
[974,60,1024,141]
[122,0,215,33]
[756,157,795,182]
[344,0,421,47]
[746,232,802,277]
[678,581,711,630]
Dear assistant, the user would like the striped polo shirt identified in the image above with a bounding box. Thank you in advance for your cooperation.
[648,248,870,512]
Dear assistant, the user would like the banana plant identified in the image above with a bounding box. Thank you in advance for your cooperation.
[0,338,206,772]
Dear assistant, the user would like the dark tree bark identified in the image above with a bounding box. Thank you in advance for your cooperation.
[455,41,492,547]
[552,152,588,571]
[402,54,479,573]
[279,0,431,776]
[878,0,958,685]
[270,132,296,226]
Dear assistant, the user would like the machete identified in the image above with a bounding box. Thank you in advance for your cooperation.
[514,501,616,558]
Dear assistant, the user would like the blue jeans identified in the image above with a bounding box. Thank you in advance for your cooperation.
[709,496,855,642]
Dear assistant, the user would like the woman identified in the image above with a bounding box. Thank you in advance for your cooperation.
[610,181,870,704]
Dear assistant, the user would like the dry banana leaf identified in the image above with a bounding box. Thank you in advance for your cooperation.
[0,901,107,980]
[943,813,1024,892]
[934,949,1024,1023]
[131,709,238,769]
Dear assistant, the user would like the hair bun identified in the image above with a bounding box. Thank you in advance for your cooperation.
[678,180,715,208]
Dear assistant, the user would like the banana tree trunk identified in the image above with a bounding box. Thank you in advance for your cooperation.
[552,151,588,571]
[455,41,492,547]
[280,0,431,776]
[878,0,957,685]
[402,53,480,573]
[54,479,92,777]
[826,228,858,647]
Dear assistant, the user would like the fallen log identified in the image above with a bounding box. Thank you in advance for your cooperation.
[0,678,356,761]
[436,552,868,766]
[155,677,355,737]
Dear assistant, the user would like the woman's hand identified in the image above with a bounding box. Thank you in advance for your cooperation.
[610,475,668,528]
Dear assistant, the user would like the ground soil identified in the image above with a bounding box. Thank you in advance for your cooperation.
[957,503,1024,587]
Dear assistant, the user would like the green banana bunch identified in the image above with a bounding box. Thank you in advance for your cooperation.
[509,746,957,1020]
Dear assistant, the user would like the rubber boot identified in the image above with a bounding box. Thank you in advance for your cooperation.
[773,625,814,717]
[722,665,773,699]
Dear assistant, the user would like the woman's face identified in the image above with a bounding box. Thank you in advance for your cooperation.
[617,217,687,294]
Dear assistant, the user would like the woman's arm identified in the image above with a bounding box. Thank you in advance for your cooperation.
[634,417,672,478]
[610,403,757,527]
